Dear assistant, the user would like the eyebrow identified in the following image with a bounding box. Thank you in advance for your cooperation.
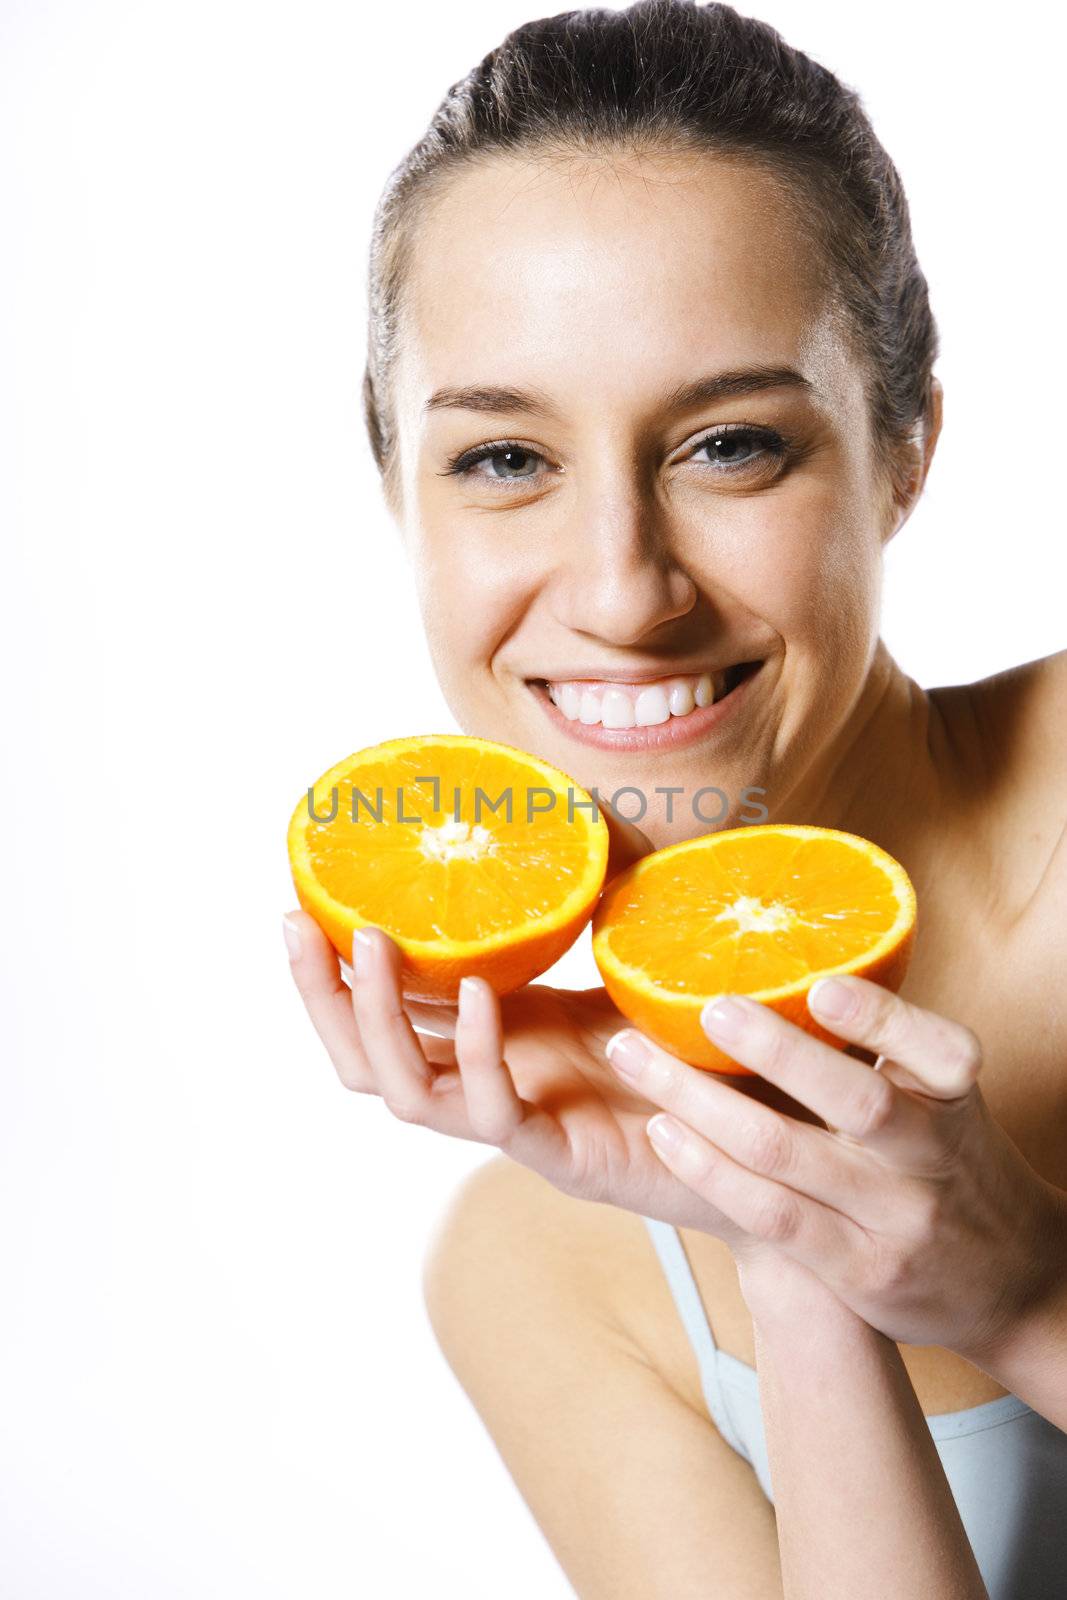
[422,364,814,418]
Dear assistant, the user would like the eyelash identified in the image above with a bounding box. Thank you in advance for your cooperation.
[438,423,794,488]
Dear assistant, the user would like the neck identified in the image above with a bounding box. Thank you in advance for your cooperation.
[766,637,954,882]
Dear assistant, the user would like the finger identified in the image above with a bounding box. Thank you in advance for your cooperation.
[350,926,438,1121]
[283,910,375,1092]
[697,993,934,1154]
[806,975,983,1099]
[606,1028,903,1229]
[339,951,458,1044]
[350,930,576,1163]
[645,1111,867,1277]
[454,976,526,1143]
[598,799,655,881]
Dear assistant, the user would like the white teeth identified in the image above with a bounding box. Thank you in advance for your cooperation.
[544,664,749,727]
[668,681,695,717]
[634,686,670,726]
[559,683,582,721]
[579,690,601,724]
[601,687,636,729]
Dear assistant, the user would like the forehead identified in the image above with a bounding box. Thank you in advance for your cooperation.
[395,148,848,415]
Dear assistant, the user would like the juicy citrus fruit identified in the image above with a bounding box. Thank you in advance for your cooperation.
[288,734,609,1001]
[592,824,916,1075]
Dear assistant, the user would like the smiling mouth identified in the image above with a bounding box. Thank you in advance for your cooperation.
[529,661,762,728]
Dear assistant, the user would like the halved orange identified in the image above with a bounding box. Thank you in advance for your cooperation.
[287,734,609,1001]
[592,824,916,1075]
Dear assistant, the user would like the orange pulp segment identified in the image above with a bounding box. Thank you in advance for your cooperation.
[288,733,609,1000]
[592,823,916,1074]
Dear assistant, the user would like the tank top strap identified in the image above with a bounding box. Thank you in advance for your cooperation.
[641,1215,754,1459]
[641,1215,721,1362]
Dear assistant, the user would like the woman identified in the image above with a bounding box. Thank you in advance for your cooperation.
[283,3,1067,1594]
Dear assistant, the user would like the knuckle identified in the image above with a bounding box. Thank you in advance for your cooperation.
[743,1116,794,1178]
[753,1189,801,1243]
[337,1063,374,1093]
[383,1095,426,1126]
[566,1141,614,1205]
[944,1025,983,1090]
[849,1077,896,1140]
[871,986,899,1035]
[686,1145,719,1193]
[874,989,919,1058]
[869,1239,912,1298]
[463,1097,511,1140]
[470,1113,517,1146]
[466,1114,499,1142]
[903,1185,942,1247]
[376,995,408,1030]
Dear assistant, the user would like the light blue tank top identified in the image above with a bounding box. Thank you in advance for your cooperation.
[642,1215,1067,1598]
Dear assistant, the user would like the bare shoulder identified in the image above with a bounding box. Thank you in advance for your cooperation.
[933,648,1067,916]
[422,1154,750,1422]
[422,1156,781,1598]
[421,1152,620,1306]
[422,1154,696,1396]
[956,647,1067,791]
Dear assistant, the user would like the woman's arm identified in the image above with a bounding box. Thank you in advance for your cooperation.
[738,1254,989,1600]
[606,975,1067,1431]
[957,1175,1067,1426]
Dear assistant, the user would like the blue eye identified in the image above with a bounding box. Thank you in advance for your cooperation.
[447,444,542,482]
[691,426,788,470]
[439,424,791,488]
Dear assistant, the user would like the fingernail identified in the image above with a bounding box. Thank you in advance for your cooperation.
[648,1114,683,1153]
[282,915,302,962]
[352,926,374,962]
[605,1029,652,1082]
[700,994,747,1043]
[459,975,482,1002]
[808,977,856,1021]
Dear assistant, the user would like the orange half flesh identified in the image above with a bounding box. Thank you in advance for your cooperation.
[288,733,610,1000]
[592,823,917,1074]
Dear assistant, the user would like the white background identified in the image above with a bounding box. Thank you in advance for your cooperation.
[2,2,1064,1595]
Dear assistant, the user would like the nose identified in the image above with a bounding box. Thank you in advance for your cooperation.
[548,481,698,647]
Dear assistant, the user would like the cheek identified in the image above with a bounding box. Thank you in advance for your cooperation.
[780,526,878,649]
[410,523,523,682]
[737,466,882,650]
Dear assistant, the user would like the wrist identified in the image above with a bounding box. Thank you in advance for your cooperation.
[738,1253,888,1388]
[961,1178,1067,1375]
[736,1248,852,1330]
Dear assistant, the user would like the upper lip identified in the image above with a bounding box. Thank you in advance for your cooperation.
[529,659,760,684]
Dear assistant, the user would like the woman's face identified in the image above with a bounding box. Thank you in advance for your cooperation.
[389,149,903,845]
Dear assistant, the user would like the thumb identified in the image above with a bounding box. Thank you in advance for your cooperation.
[598,799,655,881]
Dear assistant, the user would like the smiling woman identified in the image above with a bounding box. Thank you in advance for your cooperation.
[283,2,1067,1596]
[364,95,925,836]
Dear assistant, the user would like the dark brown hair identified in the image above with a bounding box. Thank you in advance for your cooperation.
[363,0,938,509]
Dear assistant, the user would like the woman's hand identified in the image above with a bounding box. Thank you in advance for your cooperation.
[605,975,1066,1366]
[282,906,831,1242]
[284,800,758,1230]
